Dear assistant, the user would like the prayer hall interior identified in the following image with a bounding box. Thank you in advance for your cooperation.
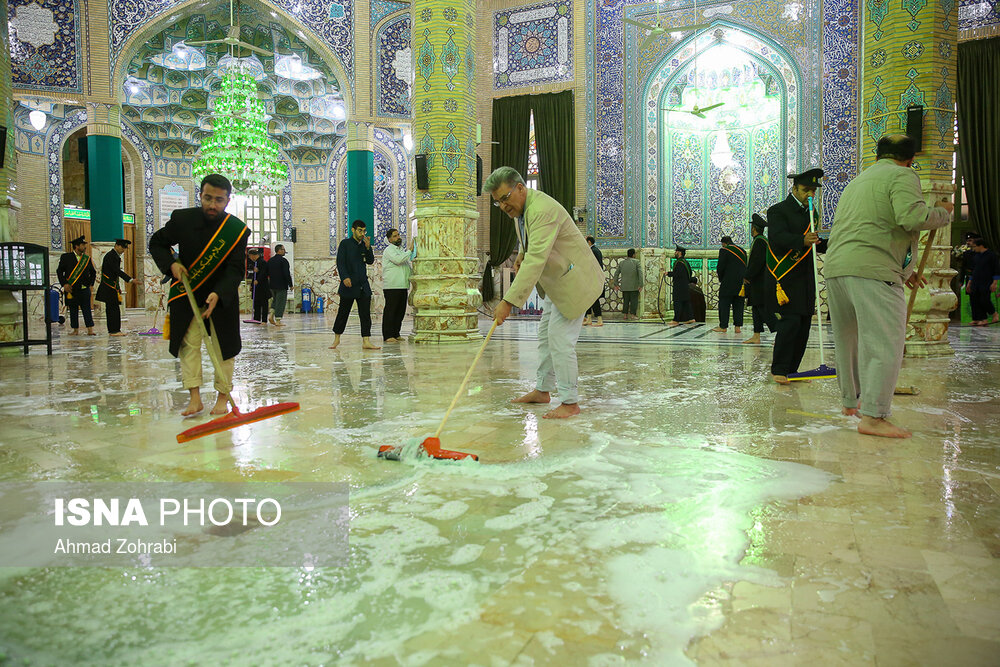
[0,0,998,663]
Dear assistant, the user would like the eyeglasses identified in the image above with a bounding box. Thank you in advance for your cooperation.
[492,189,515,208]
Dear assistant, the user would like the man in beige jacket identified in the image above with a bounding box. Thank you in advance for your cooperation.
[487,167,604,418]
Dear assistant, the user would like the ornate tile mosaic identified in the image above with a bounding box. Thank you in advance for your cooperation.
[108,0,355,92]
[119,121,156,246]
[8,0,82,92]
[494,0,573,89]
[959,0,999,38]
[371,0,409,30]
[46,108,87,250]
[376,15,412,118]
[587,0,858,248]
[373,127,410,246]
[328,139,349,256]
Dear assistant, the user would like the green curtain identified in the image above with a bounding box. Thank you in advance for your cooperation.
[957,38,1000,250]
[532,91,575,216]
[483,95,532,300]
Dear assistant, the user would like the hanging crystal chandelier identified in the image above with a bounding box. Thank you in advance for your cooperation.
[193,64,288,195]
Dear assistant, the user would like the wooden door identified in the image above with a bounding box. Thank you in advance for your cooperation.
[123,223,137,307]
[64,220,91,251]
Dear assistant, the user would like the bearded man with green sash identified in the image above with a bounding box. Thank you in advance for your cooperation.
[149,174,249,417]
[56,235,97,336]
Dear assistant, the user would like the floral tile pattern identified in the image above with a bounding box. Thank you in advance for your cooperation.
[494,0,573,89]
[376,15,411,118]
[8,0,82,92]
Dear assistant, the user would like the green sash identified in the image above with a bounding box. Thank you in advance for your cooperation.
[766,244,811,282]
[67,254,90,287]
[101,272,121,301]
[674,258,692,277]
[167,214,248,304]
[723,245,747,265]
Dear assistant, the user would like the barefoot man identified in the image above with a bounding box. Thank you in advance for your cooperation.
[824,134,952,438]
[330,220,380,351]
[486,167,603,419]
[149,174,249,416]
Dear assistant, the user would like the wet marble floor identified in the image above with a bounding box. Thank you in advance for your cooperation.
[0,312,998,665]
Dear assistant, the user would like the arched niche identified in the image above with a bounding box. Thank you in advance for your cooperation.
[639,25,801,249]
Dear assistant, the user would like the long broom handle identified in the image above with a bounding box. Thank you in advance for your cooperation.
[433,320,499,439]
[905,228,938,324]
[179,272,227,388]
[807,196,826,366]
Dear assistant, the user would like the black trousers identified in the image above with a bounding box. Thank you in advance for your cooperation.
[970,288,997,321]
[771,312,812,376]
[673,298,693,322]
[587,288,605,318]
[718,295,745,328]
[382,289,407,340]
[622,290,639,315]
[333,292,372,337]
[751,305,777,334]
[68,298,94,329]
[253,293,270,322]
[104,300,121,334]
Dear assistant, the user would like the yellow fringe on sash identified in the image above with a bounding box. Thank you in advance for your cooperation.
[738,284,745,298]
[163,314,170,339]
[775,282,789,306]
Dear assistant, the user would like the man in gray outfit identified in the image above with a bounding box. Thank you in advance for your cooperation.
[267,244,293,326]
[613,248,643,321]
[825,134,952,439]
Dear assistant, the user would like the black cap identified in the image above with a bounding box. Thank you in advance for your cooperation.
[115,239,131,247]
[751,213,767,229]
[720,235,733,245]
[71,235,86,246]
[787,168,824,188]
[675,245,686,254]
[248,248,260,255]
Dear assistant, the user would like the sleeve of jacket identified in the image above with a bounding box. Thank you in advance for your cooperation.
[116,255,132,283]
[504,205,561,307]
[612,263,622,288]
[383,245,409,266]
[891,169,951,233]
[149,211,184,277]
[84,260,96,287]
[285,257,293,287]
[56,255,69,285]
[336,240,349,281]
[747,239,764,280]
[363,244,375,266]
[632,260,642,287]
[716,250,727,280]
[214,230,248,308]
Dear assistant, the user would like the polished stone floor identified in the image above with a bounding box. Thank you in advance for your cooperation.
[0,311,998,666]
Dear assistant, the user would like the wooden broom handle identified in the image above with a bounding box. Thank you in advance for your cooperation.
[434,320,499,439]
[906,228,937,324]
[180,272,228,385]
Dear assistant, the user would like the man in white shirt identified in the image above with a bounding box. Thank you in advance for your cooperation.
[381,228,416,343]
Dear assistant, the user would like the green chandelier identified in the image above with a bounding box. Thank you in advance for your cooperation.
[193,67,288,195]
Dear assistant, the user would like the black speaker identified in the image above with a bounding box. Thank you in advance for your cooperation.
[290,226,297,243]
[0,127,6,168]
[476,154,483,196]
[415,154,429,190]
[906,105,923,154]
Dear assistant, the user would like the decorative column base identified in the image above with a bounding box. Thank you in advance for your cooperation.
[410,211,482,343]
[905,262,958,357]
[639,248,670,322]
[0,291,24,356]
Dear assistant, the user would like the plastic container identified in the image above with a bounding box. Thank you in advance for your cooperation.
[301,286,312,313]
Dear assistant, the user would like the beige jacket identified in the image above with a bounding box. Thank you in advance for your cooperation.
[504,189,603,319]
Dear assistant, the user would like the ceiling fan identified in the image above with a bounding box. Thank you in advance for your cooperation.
[655,0,724,120]
[663,102,724,119]
[186,0,273,57]
[623,0,710,54]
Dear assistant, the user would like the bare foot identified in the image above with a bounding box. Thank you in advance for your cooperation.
[667,321,680,327]
[593,319,603,327]
[210,394,231,415]
[543,403,580,419]
[773,374,791,385]
[329,334,341,349]
[268,314,277,325]
[513,389,551,404]
[842,407,859,417]
[742,335,761,344]
[682,320,696,324]
[87,329,96,336]
[68,329,79,336]
[582,318,591,326]
[181,400,204,417]
[735,327,741,334]
[275,320,285,327]
[711,327,727,333]
[110,332,126,337]
[362,338,381,350]
[858,416,911,438]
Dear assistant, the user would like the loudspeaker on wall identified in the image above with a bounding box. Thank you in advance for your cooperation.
[415,154,429,190]
[476,154,483,196]
[906,105,923,154]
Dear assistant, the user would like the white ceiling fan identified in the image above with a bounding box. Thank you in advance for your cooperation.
[656,0,724,120]
[623,0,710,53]
[186,0,273,57]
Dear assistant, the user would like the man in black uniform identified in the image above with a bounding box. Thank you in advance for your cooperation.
[665,245,696,326]
[712,235,747,334]
[767,168,827,384]
[96,239,135,336]
[149,174,249,416]
[743,214,777,344]
[247,248,270,324]
[330,219,379,350]
[583,236,605,327]
[56,235,97,336]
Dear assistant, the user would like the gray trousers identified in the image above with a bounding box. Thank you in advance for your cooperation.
[271,288,288,318]
[622,290,639,315]
[827,276,905,418]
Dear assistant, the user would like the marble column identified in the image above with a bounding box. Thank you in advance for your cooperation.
[861,0,958,356]
[409,0,482,343]
[0,0,22,353]
[86,104,125,243]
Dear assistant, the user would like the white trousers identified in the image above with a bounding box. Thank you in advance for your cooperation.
[827,275,905,418]
[535,296,585,404]
[179,319,234,394]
